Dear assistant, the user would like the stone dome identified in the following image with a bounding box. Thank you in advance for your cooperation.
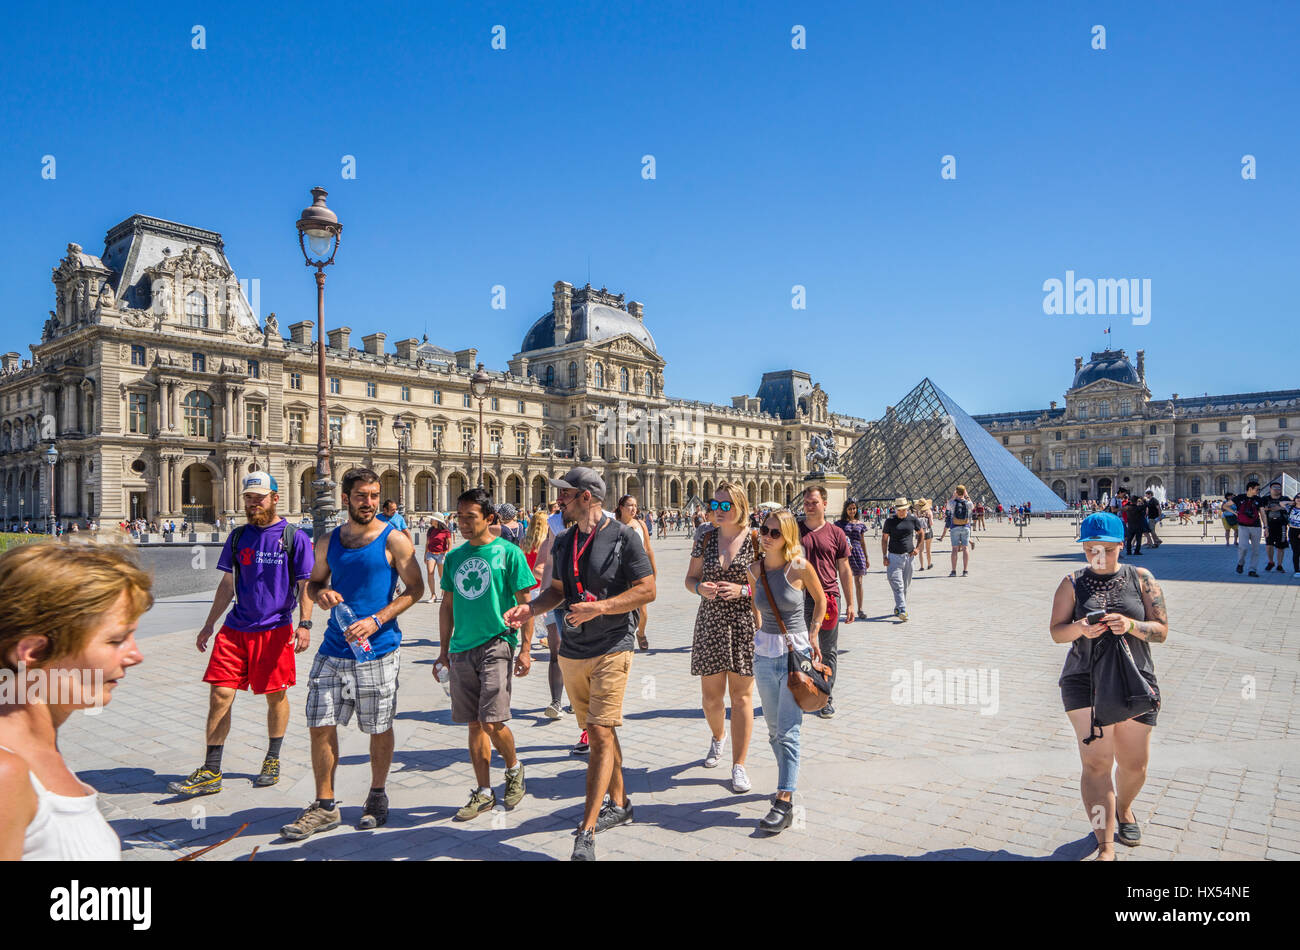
[1071,349,1139,390]
[521,302,657,353]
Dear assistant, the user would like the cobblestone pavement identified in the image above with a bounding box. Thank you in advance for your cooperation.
[61,517,1300,860]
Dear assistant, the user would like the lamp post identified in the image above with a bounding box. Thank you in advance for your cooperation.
[393,420,410,514]
[295,186,342,541]
[470,363,491,491]
[45,443,58,535]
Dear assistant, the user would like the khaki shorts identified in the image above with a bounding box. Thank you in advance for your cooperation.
[450,638,514,724]
[559,650,633,729]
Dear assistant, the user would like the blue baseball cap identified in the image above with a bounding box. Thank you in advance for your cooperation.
[242,471,279,496]
[1077,512,1124,543]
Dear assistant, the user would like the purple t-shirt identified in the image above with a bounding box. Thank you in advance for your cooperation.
[217,520,315,632]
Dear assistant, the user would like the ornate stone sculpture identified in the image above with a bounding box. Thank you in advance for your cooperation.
[805,428,839,475]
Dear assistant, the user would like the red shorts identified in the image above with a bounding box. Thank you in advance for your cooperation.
[203,624,297,694]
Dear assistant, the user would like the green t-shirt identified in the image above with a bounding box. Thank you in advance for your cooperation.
[442,537,536,653]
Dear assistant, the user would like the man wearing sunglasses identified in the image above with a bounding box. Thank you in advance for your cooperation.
[798,486,854,720]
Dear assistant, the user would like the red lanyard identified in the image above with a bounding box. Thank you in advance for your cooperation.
[572,517,605,598]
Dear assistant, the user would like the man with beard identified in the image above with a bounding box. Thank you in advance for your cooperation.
[168,473,315,797]
[282,468,424,839]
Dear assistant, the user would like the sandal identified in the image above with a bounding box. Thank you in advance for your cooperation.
[1117,819,1141,847]
[636,633,649,651]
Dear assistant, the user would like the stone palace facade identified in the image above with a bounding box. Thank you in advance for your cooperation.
[972,349,1300,503]
[0,214,865,528]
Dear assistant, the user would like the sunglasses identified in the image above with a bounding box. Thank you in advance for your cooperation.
[758,525,783,538]
[708,500,733,512]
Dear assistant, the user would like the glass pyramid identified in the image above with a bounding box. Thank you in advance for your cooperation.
[841,378,1069,511]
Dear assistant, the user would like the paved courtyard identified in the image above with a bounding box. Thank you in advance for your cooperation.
[63,517,1300,861]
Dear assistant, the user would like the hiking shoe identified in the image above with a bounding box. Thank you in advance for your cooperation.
[544,701,562,720]
[817,702,836,720]
[594,796,634,832]
[572,828,596,861]
[280,801,341,840]
[704,733,726,768]
[898,611,909,622]
[167,767,222,797]
[503,765,526,809]
[731,765,752,793]
[358,789,389,829]
[455,788,497,821]
[572,730,590,755]
[253,756,280,787]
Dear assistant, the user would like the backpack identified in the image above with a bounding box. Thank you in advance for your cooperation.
[230,522,301,608]
[952,497,969,524]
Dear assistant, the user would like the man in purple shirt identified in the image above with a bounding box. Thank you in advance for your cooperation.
[168,473,315,797]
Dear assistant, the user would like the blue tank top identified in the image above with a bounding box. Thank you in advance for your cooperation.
[321,522,401,658]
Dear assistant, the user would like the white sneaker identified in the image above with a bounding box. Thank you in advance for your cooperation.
[704,732,727,768]
[544,701,562,719]
[731,764,752,793]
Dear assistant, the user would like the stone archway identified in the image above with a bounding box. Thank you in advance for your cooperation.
[531,474,548,509]
[483,472,497,501]
[746,480,758,507]
[380,469,400,506]
[447,471,467,507]
[669,478,681,507]
[685,478,698,501]
[1051,479,1068,500]
[414,471,436,512]
[181,463,215,524]
[702,479,714,500]
[505,473,523,507]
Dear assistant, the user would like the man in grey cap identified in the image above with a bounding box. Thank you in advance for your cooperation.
[505,467,655,861]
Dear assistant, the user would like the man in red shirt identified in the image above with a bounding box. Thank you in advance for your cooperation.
[798,485,854,720]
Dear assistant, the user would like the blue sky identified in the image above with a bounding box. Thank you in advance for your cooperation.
[2,1,1296,419]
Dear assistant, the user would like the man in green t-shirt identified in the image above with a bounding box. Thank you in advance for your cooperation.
[439,488,536,820]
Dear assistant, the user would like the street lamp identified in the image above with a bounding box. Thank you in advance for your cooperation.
[296,186,342,541]
[45,443,58,535]
[392,420,410,514]
[470,363,491,491]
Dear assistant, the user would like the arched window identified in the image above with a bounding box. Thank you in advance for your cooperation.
[182,391,214,440]
[543,365,555,387]
[567,362,577,388]
[185,291,208,328]
[1218,475,1230,495]
[594,364,604,388]
[1190,477,1202,498]
[644,372,652,395]
[620,368,629,392]
[1099,401,1110,418]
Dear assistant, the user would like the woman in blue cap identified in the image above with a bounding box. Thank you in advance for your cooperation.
[1049,511,1170,861]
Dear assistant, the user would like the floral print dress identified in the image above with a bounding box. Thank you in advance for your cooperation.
[690,527,760,676]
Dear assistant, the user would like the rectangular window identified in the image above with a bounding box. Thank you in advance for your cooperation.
[1190,445,1201,464]
[1121,447,1132,467]
[462,428,473,452]
[517,400,525,414]
[290,372,302,390]
[430,424,443,450]
[433,389,442,405]
[1280,417,1288,429]
[1022,453,1033,468]
[328,415,343,443]
[1055,431,1062,441]
[491,397,500,411]
[1218,444,1229,462]
[1219,421,1227,433]
[247,359,260,379]
[191,353,205,373]
[1098,447,1112,466]
[1148,446,1159,465]
[1024,434,1032,444]
[1078,449,1088,468]
[1280,441,1291,462]
[245,404,263,439]
[463,393,472,408]
[490,429,502,454]
[1190,423,1199,434]
[366,381,377,398]
[288,411,305,444]
[516,431,527,455]
[540,431,553,450]
[365,418,379,445]
[401,385,411,402]
[130,345,146,366]
[329,377,341,395]
[128,393,148,434]
[569,434,579,456]
[1247,442,1258,462]
[1054,451,1064,469]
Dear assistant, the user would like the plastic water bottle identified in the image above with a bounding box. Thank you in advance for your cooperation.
[332,602,375,663]
[432,660,452,696]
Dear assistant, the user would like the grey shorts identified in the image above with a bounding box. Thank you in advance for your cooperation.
[425,552,446,564]
[950,526,971,549]
[306,648,400,734]
[450,638,514,724]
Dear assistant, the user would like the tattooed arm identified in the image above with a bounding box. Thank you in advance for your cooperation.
[1132,567,1169,643]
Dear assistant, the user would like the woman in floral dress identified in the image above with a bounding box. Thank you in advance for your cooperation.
[835,500,871,620]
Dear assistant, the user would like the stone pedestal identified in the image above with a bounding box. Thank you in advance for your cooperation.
[804,471,848,517]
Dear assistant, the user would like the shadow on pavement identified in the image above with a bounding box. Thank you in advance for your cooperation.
[854,833,1098,861]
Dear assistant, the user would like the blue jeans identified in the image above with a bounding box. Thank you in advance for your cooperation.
[753,652,804,793]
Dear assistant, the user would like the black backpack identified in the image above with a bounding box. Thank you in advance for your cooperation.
[230,522,302,608]
[952,498,970,523]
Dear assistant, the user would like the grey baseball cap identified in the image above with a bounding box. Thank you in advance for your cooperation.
[548,467,606,501]
[497,502,518,521]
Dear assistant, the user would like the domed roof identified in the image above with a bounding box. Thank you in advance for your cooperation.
[1071,349,1140,390]
[521,302,657,354]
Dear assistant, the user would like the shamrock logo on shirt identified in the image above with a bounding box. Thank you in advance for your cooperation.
[454,556,491,601]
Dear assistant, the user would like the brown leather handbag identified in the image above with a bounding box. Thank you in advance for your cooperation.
[757,563,832,712]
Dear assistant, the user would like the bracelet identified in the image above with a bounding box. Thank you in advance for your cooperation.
[371,614,383,629]
[1126,618,1136,635]
[694,580,702,595]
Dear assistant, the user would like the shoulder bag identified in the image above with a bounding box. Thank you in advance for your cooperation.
[757,562,831,712]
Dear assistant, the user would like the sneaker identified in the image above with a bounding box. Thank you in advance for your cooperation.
[1265,563,1274,572]
[1237,564,1244,574]
[948,570,957,577]
[961,570,968,576]
[818,702,836,720]
[898,611,909,622]
[704,732,727,768]
[253,756,280,788]
[503,764,526,809]
[543,701,562,720]
[572,828,596,861]
[455,788,497,821]
[594,796,634,832]
[571,730,590,755]
[280,801,341,840]
[1249,570,1259,577]
[1293,572,1300,578]
[167,767,222,797]
[731,764,752,793]
[359,789,389,829]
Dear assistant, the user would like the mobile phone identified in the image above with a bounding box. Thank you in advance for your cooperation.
[1085,609,1106,625]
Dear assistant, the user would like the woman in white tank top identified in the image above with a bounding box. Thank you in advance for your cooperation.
[0,543,152,860]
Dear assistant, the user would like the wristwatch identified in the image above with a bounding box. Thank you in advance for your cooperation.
[298,620,313,629]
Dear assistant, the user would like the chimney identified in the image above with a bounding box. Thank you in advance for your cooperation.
[455,348,477,371]
[628,301,644,322]
[731,395,748,409]
[394,337,420,361]
[1073,356,1083,374]
[1050,400,1057,410]
[288,320,314,345]
[508,355,530,378]
[1,352,19,373]
[362,332,387,356]
[552,281,573,347]
[1136,349,1145,382]
[326,326,351,351]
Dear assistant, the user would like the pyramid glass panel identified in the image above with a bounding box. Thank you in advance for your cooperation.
[842,378,1068,510]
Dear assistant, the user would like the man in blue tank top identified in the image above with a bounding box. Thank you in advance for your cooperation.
[281,468,425,842]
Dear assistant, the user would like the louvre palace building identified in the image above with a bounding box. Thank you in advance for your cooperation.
[971,349,1300,504]
[2,214,866,528]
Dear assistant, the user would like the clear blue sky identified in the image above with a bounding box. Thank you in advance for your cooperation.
[2,1,1296,418]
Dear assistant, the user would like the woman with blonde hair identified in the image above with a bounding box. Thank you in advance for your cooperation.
[685,481,759,792]
[747,507,825,832]
[0,543,152,859]
[616,495,656,650]
[915,499,935,571]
